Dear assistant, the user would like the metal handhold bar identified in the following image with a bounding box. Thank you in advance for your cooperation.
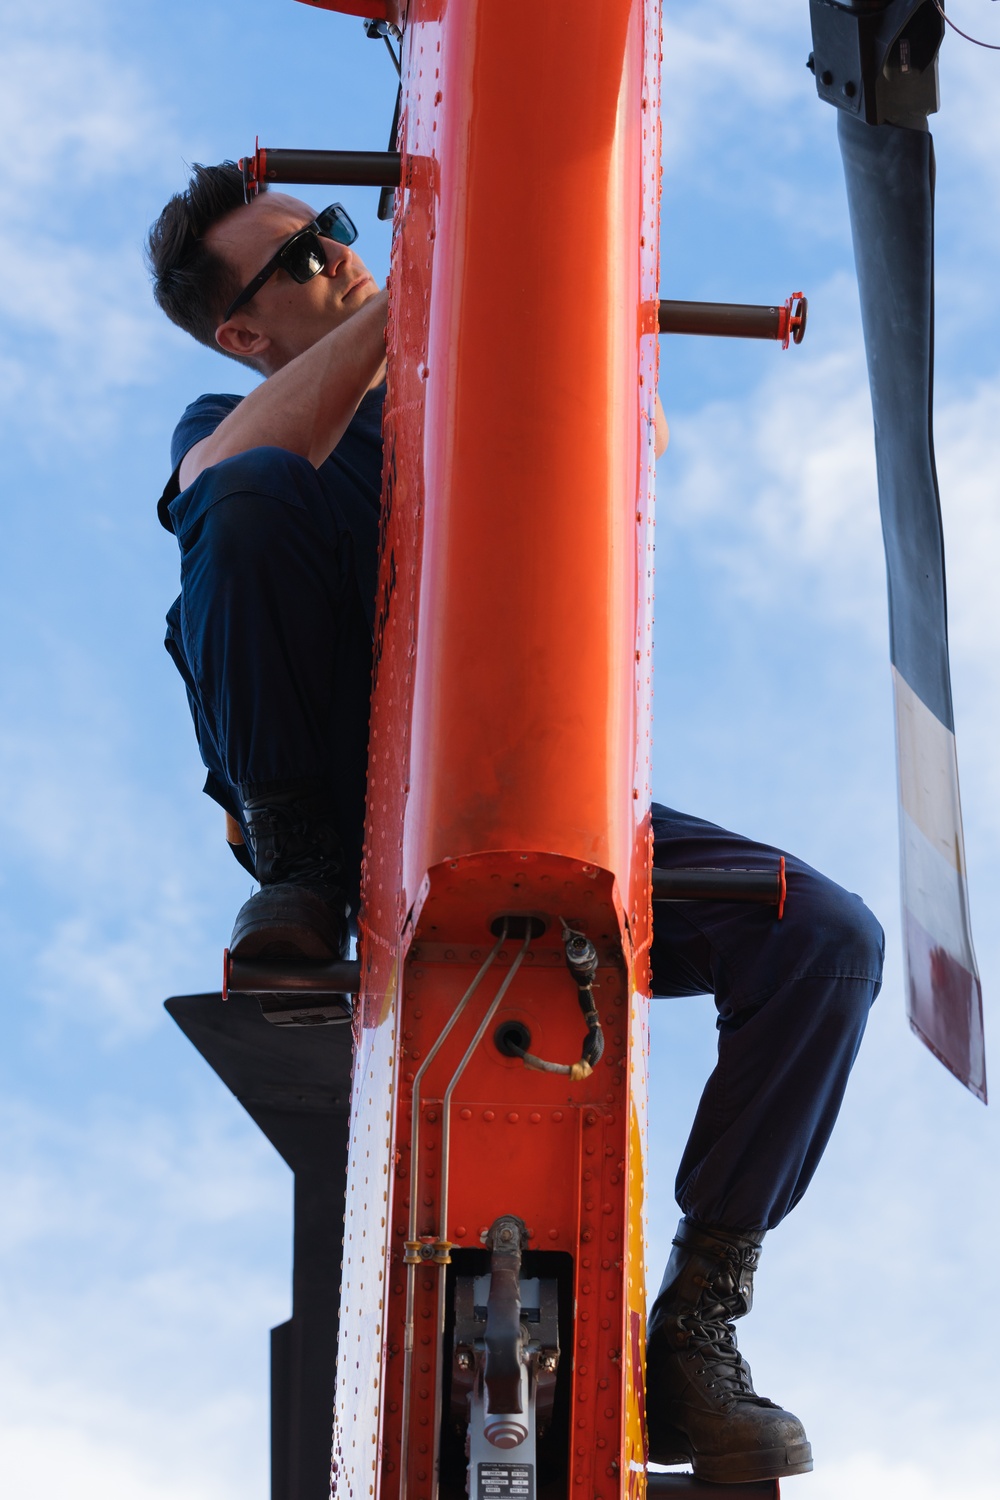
[659,294,807,347]
[224,950,362,999]
[239,144,402,198]
[483,1216,529,1418]
[652,859,786,917]
[646,1475,779,1498]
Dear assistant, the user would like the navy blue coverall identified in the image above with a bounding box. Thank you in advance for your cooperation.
[160,386,884,1234]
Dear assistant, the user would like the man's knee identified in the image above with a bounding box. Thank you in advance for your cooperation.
[850,898,885,987]
[789,873,885,991]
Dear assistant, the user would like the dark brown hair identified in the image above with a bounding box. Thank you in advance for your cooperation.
[146,162,268,371]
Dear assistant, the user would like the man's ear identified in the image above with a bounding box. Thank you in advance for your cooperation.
[215,318,271,364]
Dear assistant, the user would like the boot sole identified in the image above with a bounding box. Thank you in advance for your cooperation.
[231,885,347,961]
[649,1429,813,1483]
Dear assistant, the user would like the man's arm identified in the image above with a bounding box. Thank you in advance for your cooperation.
[179,290,389,489]
[654,394,669,459]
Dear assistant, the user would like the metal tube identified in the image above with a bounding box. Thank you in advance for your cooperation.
[437,928,533,1244]
[430,930,534,1491]
[658,296,807,346]
[659,298,784,339]
[646,1476,778,1498]
[399,932,506,1500]
[253,147,402,186]
[225,954,361,996]
[651,865,784,904]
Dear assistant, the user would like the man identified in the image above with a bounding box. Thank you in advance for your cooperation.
[148,164,883,1484]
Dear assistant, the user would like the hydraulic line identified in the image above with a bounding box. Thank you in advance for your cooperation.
[430,927,534,1490]
[399,927,506,1500]
[437,926,534,1249]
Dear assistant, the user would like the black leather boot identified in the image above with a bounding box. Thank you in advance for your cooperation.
[230,787,351,964]
[645,1218,813,1483]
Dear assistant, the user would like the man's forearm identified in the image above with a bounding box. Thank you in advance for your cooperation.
[654,394,669,459]
[179,291,388,488]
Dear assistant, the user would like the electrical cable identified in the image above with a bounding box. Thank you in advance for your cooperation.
[932,0,1000,50]
[503,923,605,1080]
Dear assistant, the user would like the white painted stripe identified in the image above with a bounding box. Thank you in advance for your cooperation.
[892,666,968,873]
[892,672,984,1100]
[899,808,978,967]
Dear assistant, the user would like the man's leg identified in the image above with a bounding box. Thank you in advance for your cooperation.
[165,447,374,959]
[645,802,884,1480]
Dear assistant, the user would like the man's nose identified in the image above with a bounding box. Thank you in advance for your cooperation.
[319,238,350,276]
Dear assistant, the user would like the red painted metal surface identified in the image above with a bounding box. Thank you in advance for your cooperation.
[378,863,637,1500]
[364,0,660,983]
[400,0,647,897]
[294,0,391,20]
[334,2,662,1498]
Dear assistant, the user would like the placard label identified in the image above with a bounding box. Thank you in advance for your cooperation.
[477,1463,534,1500]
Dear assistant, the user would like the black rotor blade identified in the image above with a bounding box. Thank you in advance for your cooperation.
[838,111,985,1101]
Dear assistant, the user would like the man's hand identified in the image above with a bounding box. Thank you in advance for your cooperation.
[178,289,389,490]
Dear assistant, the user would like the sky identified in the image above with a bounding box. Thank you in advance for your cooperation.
[1,1,998,1497]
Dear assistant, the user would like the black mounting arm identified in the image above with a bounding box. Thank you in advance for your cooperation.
[483,1216,529,1418]
[808,0,945,126]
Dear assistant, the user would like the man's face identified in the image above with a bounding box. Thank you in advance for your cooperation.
[207,192,379,367]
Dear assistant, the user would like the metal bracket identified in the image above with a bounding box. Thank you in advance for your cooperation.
[451,1255,560,1442]
[483,1217,529,1421]
[807,0,943,126]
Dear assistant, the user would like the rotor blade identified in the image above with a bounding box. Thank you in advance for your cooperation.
[838,111,985,1102]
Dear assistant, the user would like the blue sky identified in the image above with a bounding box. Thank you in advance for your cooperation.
[2,2,998,1496]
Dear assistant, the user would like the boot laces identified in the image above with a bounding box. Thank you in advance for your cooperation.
[250,805,344,887]
[679,1246,771,1405]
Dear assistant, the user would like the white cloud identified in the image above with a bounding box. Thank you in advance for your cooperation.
[663,297,1000,806]
[0,239,169,421]
[0,662,247,1041]
[663,0,815,168]
[0,5,182,443]
[1,1417,246,1500]
[786,1447,1000,1500]
[0,1096,288,1255]
[937,10,1000,196]
[662,0,1000,282]
[936,380,1000,667]
[663,282,885,633]
[657,291,1000,1001]
[646,970,1000,1500]
[0,1093,289,1500]
[932,381,1000,846]
[13,787,241,1041]
[0,40,161,207]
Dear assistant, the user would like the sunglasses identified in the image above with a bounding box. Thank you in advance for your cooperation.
[222,203,359,322]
